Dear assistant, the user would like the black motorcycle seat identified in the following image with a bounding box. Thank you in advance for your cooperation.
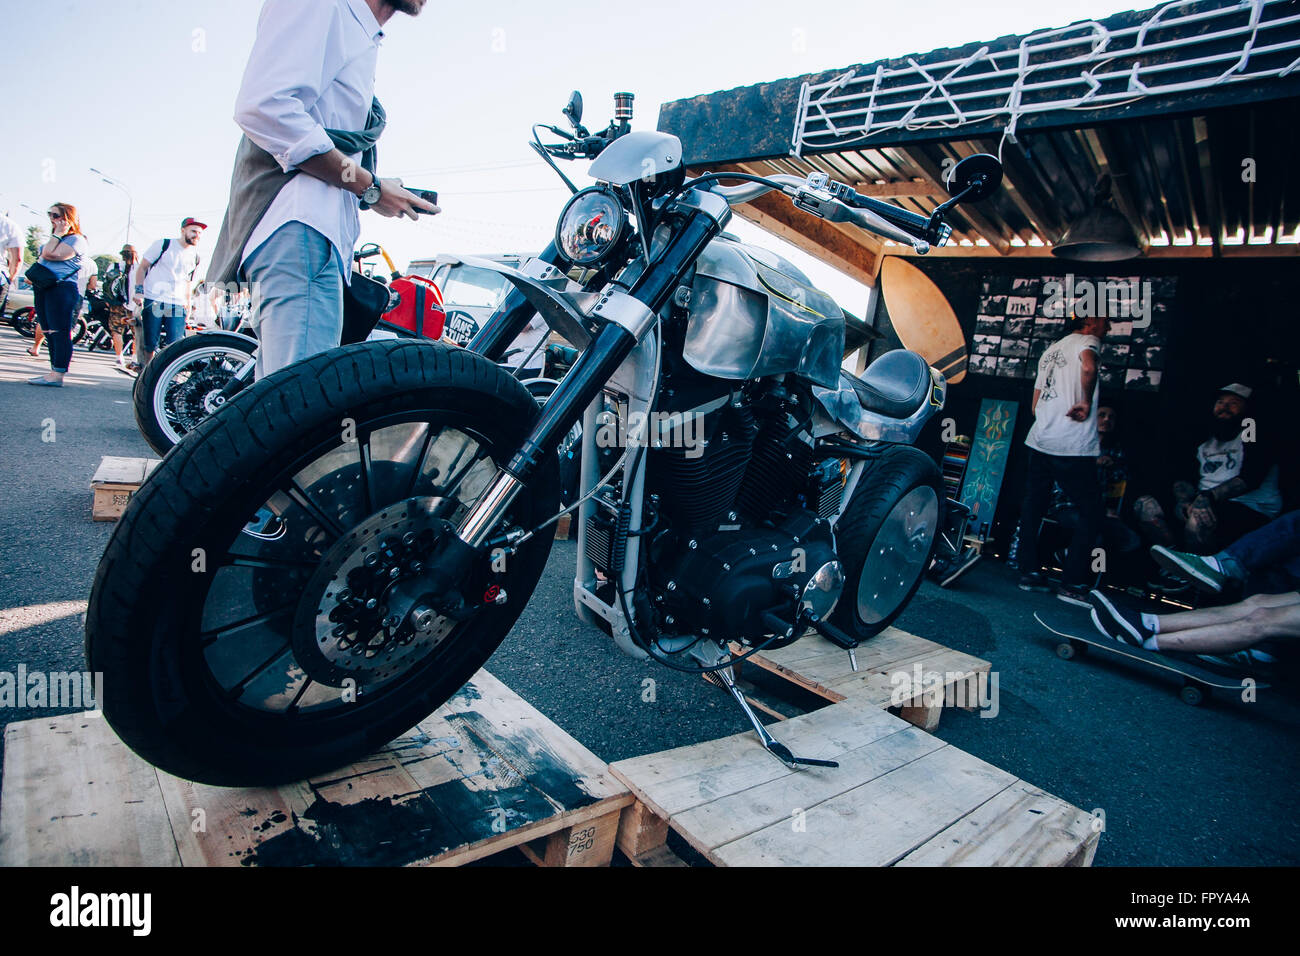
[847,349,932,419]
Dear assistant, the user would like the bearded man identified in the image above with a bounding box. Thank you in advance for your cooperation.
[1134,383,1281,559]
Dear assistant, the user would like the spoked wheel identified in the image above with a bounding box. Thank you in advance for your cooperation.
[9,307,37,337]
[9,311,85,347]
[831,446,944,640]
[87,340,560,785]
[133,332,257,455]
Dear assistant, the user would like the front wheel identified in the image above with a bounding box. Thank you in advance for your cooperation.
[831,446,943,640]
[9,307,37,337]
[87,340,560,785]
[133,332,257,456]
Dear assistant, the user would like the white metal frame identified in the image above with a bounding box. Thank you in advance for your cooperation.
[792,0,1300,154]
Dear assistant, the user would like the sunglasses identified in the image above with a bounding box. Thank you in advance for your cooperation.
[48,213,65,220]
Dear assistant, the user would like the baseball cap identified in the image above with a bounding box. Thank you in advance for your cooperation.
[1218,383,1252,400]
[182,217,208,230]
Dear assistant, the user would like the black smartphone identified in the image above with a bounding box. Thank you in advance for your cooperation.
[409,188,438,210]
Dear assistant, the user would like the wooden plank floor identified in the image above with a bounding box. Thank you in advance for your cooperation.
[610,696,1097,867]
[1,670,631,867]
[737,627,992,730]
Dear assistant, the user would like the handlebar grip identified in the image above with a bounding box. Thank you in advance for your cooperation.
[847,191,934,237]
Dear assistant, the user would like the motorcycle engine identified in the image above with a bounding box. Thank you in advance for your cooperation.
[630,384,846,647]
[656,509,840,647]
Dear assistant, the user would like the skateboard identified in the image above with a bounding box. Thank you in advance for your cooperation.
[1034,609,1268,706]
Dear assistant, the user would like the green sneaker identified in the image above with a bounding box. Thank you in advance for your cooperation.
[1150,546,1228,594]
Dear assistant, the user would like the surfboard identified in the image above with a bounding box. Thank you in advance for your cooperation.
[880,256,967,384]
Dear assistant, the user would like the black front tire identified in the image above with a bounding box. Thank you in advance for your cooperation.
[133,332,257,456]
[87,340,560,785]
[831,446,944,640]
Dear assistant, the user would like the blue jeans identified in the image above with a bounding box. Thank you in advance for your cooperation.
[1218,509,1300,594]
[34,279,79,373]
[141,299,187,353]
[244,222,343,380]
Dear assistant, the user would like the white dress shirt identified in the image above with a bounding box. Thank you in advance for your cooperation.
[236,0,383,282]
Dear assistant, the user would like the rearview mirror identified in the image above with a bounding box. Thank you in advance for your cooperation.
[563,91,583,129]
[947,154,1002,203]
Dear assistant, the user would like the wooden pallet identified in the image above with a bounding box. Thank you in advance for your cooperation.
[90,456,160,521]
[0,670,632,867]
[610,696,1099,867]
[735,626,992,731]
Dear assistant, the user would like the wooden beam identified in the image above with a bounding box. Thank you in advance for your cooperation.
[883,241,1298,259]
[1191,115,1223,257]
[987,139,1068,244]
[847,181,943,199]
[732,193,882,285]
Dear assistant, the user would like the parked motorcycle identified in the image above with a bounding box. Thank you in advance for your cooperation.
[81,289,135,357]
[86,90,1002,785]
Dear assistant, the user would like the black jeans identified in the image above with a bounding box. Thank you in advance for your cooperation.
[1020,448,1103,587]
[33,279,79,373]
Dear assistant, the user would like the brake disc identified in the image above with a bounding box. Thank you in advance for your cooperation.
[291,496,456,687]
[166,362,240,432]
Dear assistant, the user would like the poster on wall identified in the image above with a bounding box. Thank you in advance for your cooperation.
[959,398,1019,534]
[972,274,1175,392]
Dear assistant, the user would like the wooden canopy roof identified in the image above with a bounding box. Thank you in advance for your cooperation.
[657,0,1300,284]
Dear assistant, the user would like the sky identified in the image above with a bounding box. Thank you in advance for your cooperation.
[3,0,1145,315]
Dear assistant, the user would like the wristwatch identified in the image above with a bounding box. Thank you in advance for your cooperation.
[360,175,382,208]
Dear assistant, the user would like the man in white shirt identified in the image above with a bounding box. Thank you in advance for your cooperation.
[0,212,20,290]
[132,218,205,368]
[1017,313,1110,604]
[209,0,437,380]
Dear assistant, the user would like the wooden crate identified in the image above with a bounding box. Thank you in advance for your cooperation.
[90,456,160,521]
[735,626,992,731]
[0,670,632,867]
[611,696,1099,867]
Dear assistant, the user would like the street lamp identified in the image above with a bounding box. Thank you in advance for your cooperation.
[90,167,133,247]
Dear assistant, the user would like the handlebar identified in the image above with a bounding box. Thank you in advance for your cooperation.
[706,173,943,253]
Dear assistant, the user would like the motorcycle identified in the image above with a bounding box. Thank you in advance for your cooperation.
[86,90,1002,785]
[82,289,135,357]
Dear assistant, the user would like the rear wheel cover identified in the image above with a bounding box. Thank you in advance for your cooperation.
[855,485,939,624]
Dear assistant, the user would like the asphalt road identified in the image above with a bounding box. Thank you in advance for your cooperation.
[1,329,1297,866]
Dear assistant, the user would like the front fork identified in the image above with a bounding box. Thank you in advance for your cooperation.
[430,196,729,600]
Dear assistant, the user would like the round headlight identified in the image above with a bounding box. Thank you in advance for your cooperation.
[556,186,628,266]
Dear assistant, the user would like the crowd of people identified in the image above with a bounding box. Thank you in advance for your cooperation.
[0,205,218,383]
[1013,312,1296,674]
[2,0,437,388]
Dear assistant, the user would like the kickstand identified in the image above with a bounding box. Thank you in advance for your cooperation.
[714,666,838,769]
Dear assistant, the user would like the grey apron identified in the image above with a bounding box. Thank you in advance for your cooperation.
[208,99,386,286]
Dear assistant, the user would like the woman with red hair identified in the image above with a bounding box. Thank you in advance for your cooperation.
[29,202,89,386]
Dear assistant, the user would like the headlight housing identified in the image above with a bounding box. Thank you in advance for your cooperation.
[556,186,629,267]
